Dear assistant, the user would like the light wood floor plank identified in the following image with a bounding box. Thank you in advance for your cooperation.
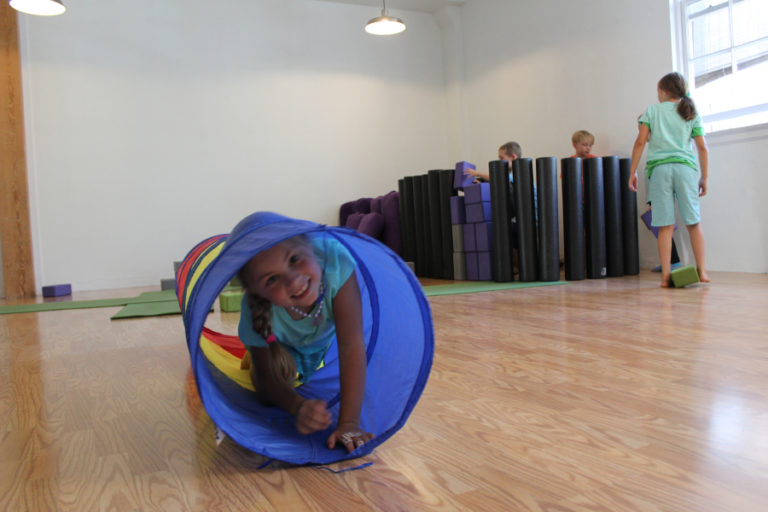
[1,271,767,511]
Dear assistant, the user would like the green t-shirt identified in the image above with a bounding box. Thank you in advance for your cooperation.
[639,101,705,177]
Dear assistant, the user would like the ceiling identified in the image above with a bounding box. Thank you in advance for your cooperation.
[310,0,466,14]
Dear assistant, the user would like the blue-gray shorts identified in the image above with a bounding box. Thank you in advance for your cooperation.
[648,163,701,227]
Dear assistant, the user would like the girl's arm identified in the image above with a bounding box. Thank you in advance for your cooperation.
[628,123,650,192]
[327,270,374,451]
[249,346,331,434]
[694,135,709,196]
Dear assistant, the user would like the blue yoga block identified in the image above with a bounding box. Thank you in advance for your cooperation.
[462,223,476,252]
[450,196,466,225]
[454,161,476,190]
[42,284,71,297]
[463,182,491,204]
[477,251,492,281]
[465,252,479,281]
[465,201,491,223]
[475,221,493,252]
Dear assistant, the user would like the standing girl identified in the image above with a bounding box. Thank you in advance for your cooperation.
[237,232,374,452]
[629,72,710,287]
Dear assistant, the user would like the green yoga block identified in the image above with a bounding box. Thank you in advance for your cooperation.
[219,289,244,312]
[671,265,699,288]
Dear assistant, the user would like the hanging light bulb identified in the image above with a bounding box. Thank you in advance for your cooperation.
[365,0,405,36]
[9,0,66,16]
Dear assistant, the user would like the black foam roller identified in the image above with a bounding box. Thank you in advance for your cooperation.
[489,160,514,282]
[427,170,444,279]
[561,158,585,281]
[536,157,560,281]
[513,158,537,282]
[398,178,416,265]
[417,174,434,277]
[602,156,624,277]
[619,158,640,275]
[583,157,606,279]
[438,170,456,279]
[411,175,426,277]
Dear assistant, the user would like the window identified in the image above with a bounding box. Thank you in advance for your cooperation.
[672,0,768,132]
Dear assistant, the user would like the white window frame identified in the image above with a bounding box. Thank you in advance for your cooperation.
[670,0,768,133]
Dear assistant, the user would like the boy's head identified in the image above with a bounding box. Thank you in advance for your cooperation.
[571,130,595,158]
[498,141,522,164]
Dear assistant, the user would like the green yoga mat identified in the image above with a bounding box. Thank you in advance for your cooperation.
[0,290,178,315]
[422,280,568,296]
[0,281,568,317]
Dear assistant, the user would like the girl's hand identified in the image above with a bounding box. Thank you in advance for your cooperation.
[699,178,707,197]
[327,422,374,453]
[628,174,639,192]
[295,399,332,435]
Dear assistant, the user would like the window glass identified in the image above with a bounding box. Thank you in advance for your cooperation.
[675,0,768,132]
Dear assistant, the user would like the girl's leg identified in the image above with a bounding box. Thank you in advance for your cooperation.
[657,225,675,287]
[686,222,709,282]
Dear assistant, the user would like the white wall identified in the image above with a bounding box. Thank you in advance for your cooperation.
[18,0,767,292]
[20,0,448,291]
[455,0,767,273]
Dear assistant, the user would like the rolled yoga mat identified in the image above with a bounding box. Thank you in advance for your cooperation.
[418,174,435,277]
[561,158,585,281]
[619,158,640,275]
[536,157,560,281]
[602,156,625,277]
[489,160,514,282]
[427,170,445,279]
[177,212,433,465]
[438,169,456,280]
[411,175,427,277]
[398,177,417,265]
[513,158,538,282]
[583,157,607,279]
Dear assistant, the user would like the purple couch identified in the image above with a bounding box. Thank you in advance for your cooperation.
[339,190,401,256]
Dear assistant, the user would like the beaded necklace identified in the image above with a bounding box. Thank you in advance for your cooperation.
[288,282,326,326]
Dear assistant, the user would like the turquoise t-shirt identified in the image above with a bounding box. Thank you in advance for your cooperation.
[237,233,356,384]
[639,101,705,178]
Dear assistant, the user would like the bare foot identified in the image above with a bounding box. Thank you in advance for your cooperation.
[661,275,673,288]
[698,269,710,283]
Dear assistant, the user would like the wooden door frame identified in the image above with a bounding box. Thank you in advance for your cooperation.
[1,5,35,299]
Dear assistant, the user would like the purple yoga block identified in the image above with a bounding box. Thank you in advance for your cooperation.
[465,201,491,223]
[454,161,476,190]
[462,223,476,252]
[450,196,466,225]
[475,221,493,252]
[463,182,490,204]
[42,283,72,297]
[477,251,492,281]
[465,252,479,281]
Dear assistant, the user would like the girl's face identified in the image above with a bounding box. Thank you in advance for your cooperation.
[243,239,322,310]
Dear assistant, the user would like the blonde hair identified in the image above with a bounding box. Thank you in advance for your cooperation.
[571,130,595,145]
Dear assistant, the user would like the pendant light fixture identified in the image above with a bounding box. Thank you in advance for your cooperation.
[9,0,66,16]
[365,0,405,36]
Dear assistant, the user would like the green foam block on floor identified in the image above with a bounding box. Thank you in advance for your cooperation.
[219,289,244,312]
[671,265,699,288]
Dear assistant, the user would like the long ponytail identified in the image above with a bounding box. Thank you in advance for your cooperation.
[658,72,697,121]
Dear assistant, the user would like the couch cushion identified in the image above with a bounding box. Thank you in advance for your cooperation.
[357,212,385,240]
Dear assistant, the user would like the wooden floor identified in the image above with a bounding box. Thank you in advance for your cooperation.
[2,270,767,511]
